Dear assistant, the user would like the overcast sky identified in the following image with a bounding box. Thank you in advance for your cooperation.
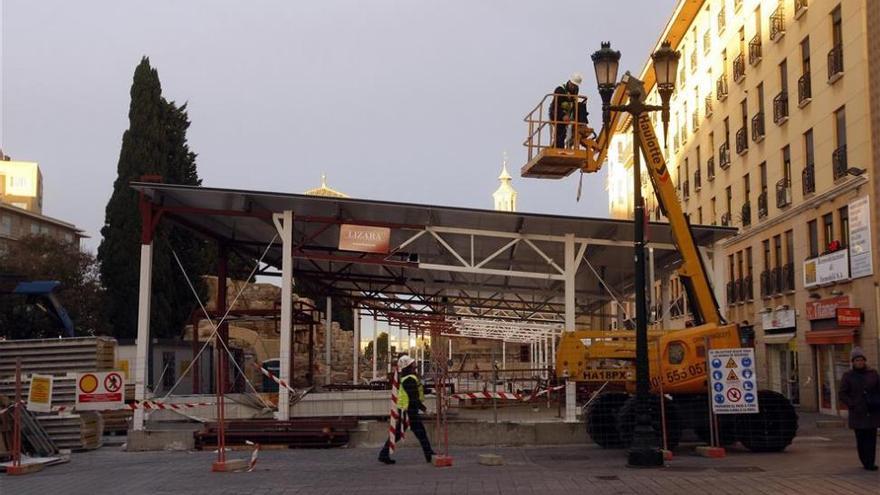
[1,0,675,253]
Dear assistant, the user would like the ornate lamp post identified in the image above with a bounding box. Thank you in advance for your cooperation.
[591,40,680,468]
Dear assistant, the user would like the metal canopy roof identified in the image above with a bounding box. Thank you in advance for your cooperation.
[132,182,736,330]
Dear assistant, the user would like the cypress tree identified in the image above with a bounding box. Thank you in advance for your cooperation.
[98,57,206,340]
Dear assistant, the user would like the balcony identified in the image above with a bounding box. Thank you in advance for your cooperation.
[721,212,732,227]
[743,275,754,301]
[798,73,812,107]
[705,96,713,118]
[694,168,702,191]
[718,9,727,33]
[775,178,792,208]
[726,281,736,305]
[751,113,765,143]
[733,53,746,82]
[770,5,785,42]
[760,270,774,298]
[683,179,690,200]
[795,0,808,19]
[757,190,768,219]
[692,111,700,133]
[802,165,816,195]
[736,127,748,155]
[827,45,844,83]
[749,35,762,66]
[707,156,715,180]
[717,74,729,101]
[690,50,698,73]
[719,142,731,169]
[741,200,752,227]
[773,91,789,124]
[733,279,743,304]
[782,262,795,292]
[832,144,848,180]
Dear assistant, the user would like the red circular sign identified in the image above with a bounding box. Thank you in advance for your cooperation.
[726,387,743,403]
[104,372,122,393]
[79,374,98,394]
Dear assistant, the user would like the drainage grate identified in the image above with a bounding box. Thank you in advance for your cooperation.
[595,475,620,481]
[715,466,765,473]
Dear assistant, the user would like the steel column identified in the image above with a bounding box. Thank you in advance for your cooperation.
[325,295,332,385]
[276,210,294,420]
[133,243,153,431]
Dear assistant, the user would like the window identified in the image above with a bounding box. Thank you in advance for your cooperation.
[808,219,819,257]
[804,129,814,166]
[668,342,685,365]
[698,207,703,224]
[725,186,732,215]
[40,225,50,235]
[743,173,751,200]
[718,3,727,33]
[746,247,754,280]
[832,5,842,46]
[780,59,788,91]
[838,206,849,246]
[833,107,847,179]
[773,235,782,269]
[834,106,847,148]
[520,345,530,362]
[801,37,811,73]
[0,215,10,236]
[782,145,791,182]
[728,254,735,282]
[822,212,834,249]
[763,239,771,271]
[785,230,794,264]
[759,162,767,191]
[30,223,39,235]
[710,197,717,224]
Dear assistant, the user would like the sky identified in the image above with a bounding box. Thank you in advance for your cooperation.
[1,0,676,254]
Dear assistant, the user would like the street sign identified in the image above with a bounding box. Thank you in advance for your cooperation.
[75,371,125,411]
[708,348,759,414]
[27,374,53,413]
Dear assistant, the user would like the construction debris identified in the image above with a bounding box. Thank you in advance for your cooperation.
[36,412,104,451]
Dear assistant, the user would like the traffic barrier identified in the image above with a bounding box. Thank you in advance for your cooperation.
[450,391,523,401]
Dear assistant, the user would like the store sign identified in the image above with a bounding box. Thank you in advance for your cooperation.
[806,295,851,320]
[848,196,874,279]
[338,224,391,254]
[803,249,849,288]
[761,309,796,331]
[837,308,862,327]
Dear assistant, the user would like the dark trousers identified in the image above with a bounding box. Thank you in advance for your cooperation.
[554,123,568,148]
[854,427,878,468]
[378,409,433,459]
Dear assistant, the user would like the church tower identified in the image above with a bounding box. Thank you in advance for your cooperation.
[492,152,517,212]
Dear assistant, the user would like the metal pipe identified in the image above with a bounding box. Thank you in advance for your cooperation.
[325,295,332,386]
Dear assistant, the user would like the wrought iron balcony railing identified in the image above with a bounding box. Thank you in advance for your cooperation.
[733,53,746,82]
[782,262,795,292]
[707,156,715,180]
[705,96,713,117]
[751,113,765,142]
[694,168,702,191]
[749,35,763,65]
[757,190,768,218]
[721,211,732,227]
[775,178,792,208]
[770,5,785,41]
[719,142,731,169]
[832,144,848,180]
[717,74,729,101]
[827,44,844,82]
[736,127,748,155]
[741,200,752,227]
[773,91,789,124]
[802,164,816,195]
[798,73,811,106]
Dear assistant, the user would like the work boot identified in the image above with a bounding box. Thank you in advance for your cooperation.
[378,456,395,465]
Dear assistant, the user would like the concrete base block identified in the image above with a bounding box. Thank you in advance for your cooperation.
[479,453,504,466]
[211,459,249,472]
[695,445,726,458]
[126,429,195,451]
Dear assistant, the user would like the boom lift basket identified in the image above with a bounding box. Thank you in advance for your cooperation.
[521,94,600,179]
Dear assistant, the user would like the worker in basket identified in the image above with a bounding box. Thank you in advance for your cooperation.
[549,73,582,148]
[378,355,436,464]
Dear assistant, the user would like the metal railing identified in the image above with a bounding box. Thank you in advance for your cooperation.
[770,5,785,41]
[772,266,784,294]
[827,44,844,81]
[733,53,746,82]
[773,91,789,124]
[760,270,774,298]
[692,111,700,133]
[718,9,727,33]
[757,190,768,218]
[707,156,715,180]
[741,200,752,227]
[523,93,592,164]
[743,275,754,301]
[721,211,732,227]
[726,281,736,305]
[751,113,765,142]
[798,73,811,105]
[832,144,848,180]
[736,127,748,154]
[802,165,816,195]
[705,96,713,117]
[719,142,731,169]
[782,262,795,292]
[683,179,690,199]
[776,178,792,208]
[694,168,702,191]
[717,74,729,101]
[749,35,763,65]
[795,0,809,18]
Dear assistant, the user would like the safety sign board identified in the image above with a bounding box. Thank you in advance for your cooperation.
[708,348,759,414]
[27,374,54,413]
[75,371,125,411]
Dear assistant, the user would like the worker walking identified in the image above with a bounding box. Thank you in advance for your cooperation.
[839,347,880,471]
[378,355,435,464]
[549,73,582,148]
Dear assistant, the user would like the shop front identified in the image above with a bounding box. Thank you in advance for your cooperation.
[804,296,861,417]
[761,308,799,404]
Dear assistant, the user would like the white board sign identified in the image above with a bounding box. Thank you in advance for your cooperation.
[708,348,759,414]
[75,371,125,411]
[848,195,873,279]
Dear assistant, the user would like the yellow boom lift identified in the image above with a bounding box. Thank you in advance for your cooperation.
[522,74,797,452]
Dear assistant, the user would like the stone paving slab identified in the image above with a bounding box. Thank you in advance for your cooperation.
[3,423,877,494]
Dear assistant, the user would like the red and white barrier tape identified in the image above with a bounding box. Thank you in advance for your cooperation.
[531,384,566,398]
[450,391,523,401]
[252,361,299,395]
[245,440,260,472]
[388,364,399,454]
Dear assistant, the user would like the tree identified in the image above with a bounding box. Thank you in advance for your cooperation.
[0,235,108,339]
[97,57,208,340]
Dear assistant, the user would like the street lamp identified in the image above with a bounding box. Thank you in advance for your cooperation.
[591,40,680,468]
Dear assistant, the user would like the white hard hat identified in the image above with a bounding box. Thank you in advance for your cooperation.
[398,355,415,369]
[570,72,583,86]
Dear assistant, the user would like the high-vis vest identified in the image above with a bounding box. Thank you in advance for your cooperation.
[397,374,425,410]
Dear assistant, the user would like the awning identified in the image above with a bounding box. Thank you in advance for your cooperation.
[762,333,795,345]
[805,329,857,345]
